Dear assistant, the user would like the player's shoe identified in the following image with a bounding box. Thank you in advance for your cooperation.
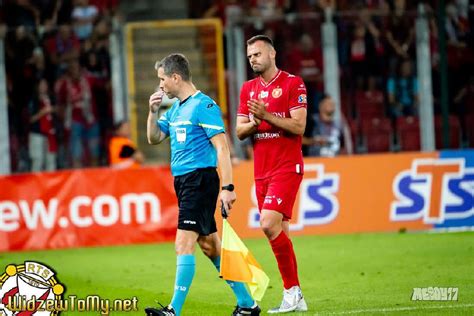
[144,304,176,316]
[231,303,261,315]
[267,286,307,313]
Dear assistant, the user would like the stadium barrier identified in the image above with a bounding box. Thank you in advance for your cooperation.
[1,150,473,251]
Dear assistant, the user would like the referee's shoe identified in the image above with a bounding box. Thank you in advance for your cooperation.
[145,305,175,316]
[232,304,261,315]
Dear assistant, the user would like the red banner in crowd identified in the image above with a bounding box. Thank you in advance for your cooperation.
[1,151,473,252]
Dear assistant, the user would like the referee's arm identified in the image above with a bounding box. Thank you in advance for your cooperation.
[210,133,236,213]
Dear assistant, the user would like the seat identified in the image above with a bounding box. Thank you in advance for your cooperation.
[396,116,420,152]
[435,115,461,149]
[464,114,474,148]
[354,90,385,120]
[361,117,392,153]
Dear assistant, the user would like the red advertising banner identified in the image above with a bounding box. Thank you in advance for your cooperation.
[0,167,178,251]
[1,151,473,251]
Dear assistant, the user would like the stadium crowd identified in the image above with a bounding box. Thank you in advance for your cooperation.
[2,0,473,173]
[2,0,118,172]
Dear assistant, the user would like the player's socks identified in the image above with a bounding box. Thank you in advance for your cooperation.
[288,237,300,285]
[212,256,255,308]
[170,254,195,316]
[269,231,299,289]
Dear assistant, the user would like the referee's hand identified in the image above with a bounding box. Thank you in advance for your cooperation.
[220,190,236,218]
[149,90,164,113]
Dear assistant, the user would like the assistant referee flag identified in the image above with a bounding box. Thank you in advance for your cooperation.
[220,219,269,301]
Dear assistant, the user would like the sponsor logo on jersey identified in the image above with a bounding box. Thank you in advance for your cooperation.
[259,91,269,99]
[298,94,307,104]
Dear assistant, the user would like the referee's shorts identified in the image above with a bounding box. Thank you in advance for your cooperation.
[174,167,219,235]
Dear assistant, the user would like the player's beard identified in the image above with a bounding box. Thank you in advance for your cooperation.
[251,61,268,75]
[252,66,265,75]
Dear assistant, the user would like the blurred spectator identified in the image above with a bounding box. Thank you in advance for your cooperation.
[454,74,474,115]
[350,8,385,90]
[109,120,143,169]
[387,59,419,117]
[56,60,99,167]
[445,0,469,47]
[303,95,353,157]
[56,0,74,25]
[4,0,40,29]
[44,24,80,78]
[287,33,324,112]
[250,0,284,20]
[385,0,414,70]
[89,0,119,17]
[28,78,57,171]
[72,0,99,40]
[203,0,245,27]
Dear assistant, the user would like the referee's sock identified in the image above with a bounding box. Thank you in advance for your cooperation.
[212,256,255,308]
[270,231,300,289]
[170,254,195,316]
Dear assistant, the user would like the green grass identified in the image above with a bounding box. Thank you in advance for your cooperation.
[1,231,473,315]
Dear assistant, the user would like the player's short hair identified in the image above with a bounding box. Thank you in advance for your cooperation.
[246,35,274,48]
[155,53,191,81]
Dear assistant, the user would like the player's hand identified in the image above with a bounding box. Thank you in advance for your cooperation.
[149,90,164,113]
[249,114,262,127]
[220,190,236,217]
[248,99,268,120]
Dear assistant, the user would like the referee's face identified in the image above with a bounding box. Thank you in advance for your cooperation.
[157,67,176,99]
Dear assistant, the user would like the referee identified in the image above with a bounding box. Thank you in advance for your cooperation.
[145,54,260,316]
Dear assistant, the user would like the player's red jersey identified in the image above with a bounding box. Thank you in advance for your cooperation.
[238,70,307,179]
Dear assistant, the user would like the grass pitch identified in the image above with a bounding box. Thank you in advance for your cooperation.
[2,231,473,315]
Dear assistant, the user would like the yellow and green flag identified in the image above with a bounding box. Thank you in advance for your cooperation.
[220,219,269,301]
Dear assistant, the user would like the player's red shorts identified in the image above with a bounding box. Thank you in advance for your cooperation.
[255,172,303,220]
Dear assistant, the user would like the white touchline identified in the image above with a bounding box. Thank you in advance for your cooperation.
[312,303,474,315]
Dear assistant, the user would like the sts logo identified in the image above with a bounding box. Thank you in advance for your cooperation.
[249,164,339,230]
[390,158,474,227]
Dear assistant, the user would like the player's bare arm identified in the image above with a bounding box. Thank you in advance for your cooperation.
[210,133,237,215]
[248,99,306,135]
[147,91,167,144]
[236,115,261,140]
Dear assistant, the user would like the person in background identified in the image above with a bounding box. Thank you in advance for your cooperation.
[303,95,353,157]
[56,59,100,167]
[72,0,99,40]
[387,59,419,117]
[28,78,57,171]
[109,120,144,169]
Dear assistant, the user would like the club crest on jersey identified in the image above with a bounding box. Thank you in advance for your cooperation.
[298,94,307,104]
[272,88,282,98]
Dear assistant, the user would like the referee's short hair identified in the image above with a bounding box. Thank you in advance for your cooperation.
[246,35,274,48]
[155,53,191,81]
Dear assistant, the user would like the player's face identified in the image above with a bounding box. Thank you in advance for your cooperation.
[157,67,176,99]
[247,41,274,75]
